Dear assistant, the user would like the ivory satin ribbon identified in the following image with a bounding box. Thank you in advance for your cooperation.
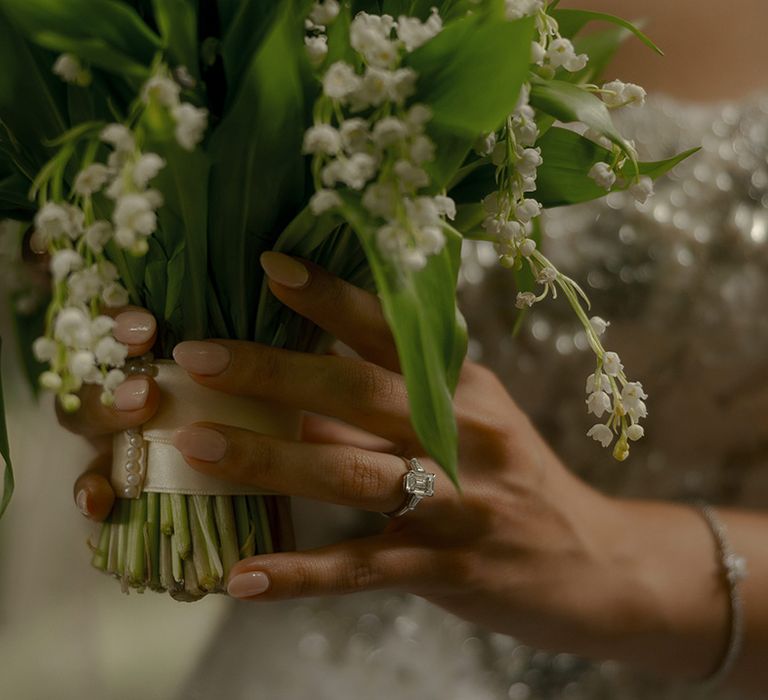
[111,360,301,497]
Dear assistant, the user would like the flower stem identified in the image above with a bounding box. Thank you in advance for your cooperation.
[160,493,173,535]
[170,494,191,559]
[91,522,111,571]
[214,496,240,581]
[146,492,161,590]
[126,495,147,587]
[234,495,255,558]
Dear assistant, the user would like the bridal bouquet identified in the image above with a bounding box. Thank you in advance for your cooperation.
[0,0,694,599]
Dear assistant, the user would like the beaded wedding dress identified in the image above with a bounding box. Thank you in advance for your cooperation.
[175,94,768,700]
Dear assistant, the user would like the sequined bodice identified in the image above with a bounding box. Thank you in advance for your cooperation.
[180,95,768,700]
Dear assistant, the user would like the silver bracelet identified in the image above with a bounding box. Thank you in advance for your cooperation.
[694,502,748,688]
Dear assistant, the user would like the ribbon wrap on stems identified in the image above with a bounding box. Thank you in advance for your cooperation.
[111,360,301,498]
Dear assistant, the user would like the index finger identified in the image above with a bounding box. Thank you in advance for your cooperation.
[260,252,400,372]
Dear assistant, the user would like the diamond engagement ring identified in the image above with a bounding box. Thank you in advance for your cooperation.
[382,457,436,518]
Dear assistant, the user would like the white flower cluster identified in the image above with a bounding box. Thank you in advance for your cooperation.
[304,0,341,66]
[583,324,648,460]
[31,65,206,409]
[52,53,91,86]
[599,80,646,109]
[524,5,588,75]
[306,9,453,271]
[140,70,208,151]
[481,84,543,269]
[34,309,127,411]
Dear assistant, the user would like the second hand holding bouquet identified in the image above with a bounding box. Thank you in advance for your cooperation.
[0,0,695,599]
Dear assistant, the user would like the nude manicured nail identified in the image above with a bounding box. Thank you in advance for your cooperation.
[173,341,231,375]
[228,571,270,598]
[113,378,150,411]
[76,490,90,517]
[114,310,156,345]
[173,426,228,463]
[260,252,310,289]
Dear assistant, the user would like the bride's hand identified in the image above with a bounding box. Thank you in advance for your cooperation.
[59,253,737,681]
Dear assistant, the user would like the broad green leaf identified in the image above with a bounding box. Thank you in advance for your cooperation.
[220,2,281,97]
[152,0,199,77]
[340,197,467,486]
[552,8,662,55]
[32,32,151,79]
[0,340,14,518]
[407,14,535,135]
[530,77,630,152]
[0,11,67,176]
[534,126,699,207]
[208,1,308,340]
[0,0,161,65]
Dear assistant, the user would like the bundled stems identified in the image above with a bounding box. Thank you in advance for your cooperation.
[90,493,281,599]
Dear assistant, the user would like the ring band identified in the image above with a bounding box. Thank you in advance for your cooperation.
[382,457,436,518]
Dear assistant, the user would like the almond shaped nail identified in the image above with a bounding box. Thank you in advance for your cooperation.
[113,378,150,411]
[173,341,231,375]
[228,571,270,598]
[114,310,156,345]
[173,426,228,463]
[260,252,309,289]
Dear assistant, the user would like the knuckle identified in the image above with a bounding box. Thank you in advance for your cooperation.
[240,346,286,396]
[286,560,316,598]
[338,449,383,504]
[351,361,399,405]
[341,558,380,593]
[242,435,279,484]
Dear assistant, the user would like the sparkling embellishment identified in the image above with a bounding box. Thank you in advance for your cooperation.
[383,457,436,518]
[404,469,435,498]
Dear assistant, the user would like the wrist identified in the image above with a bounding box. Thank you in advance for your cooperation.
[591,497,729,679]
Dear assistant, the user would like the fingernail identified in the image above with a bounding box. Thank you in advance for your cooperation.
[114,310,156,345]
[260,252,309,289]
[76,489,90,517]
[173,341,231,375]
[173,426,228,463]
[113,378,150,411]
[228,571,270,598]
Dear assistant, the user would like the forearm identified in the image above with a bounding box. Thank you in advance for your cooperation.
[596,498,768,694]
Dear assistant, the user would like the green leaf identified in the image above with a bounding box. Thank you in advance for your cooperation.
[151,0,199,76]
[530,77,629,152]
[0,0,161,66]
[0,339,14,518]
[407,14,535,135]
[340,197,467,486]
[534,126,699,207]
[220,2,281,96]
[552,8,662,55]
[208,1,308,340]
[0,10,67,176]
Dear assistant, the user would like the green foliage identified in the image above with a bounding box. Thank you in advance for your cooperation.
[0,0,160,80]
[535,127,699,207]
[552,8,662,55]
[151,0,199,77]
[341,196,467,486]
[407,15,535,135]
[207,1,309,340]
[530,76,630,152]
